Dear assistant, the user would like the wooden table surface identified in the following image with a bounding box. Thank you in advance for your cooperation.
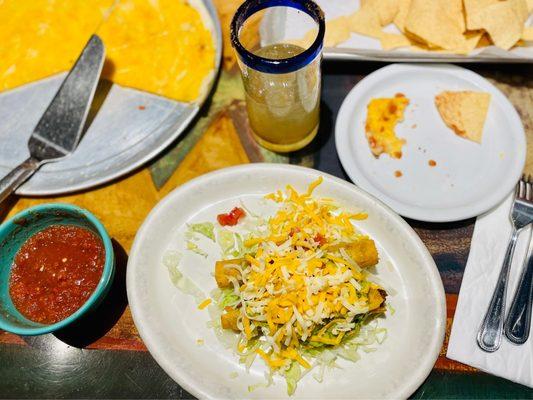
[1,1,533,398]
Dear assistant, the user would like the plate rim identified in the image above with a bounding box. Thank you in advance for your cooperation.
[11,0,222,197]
[335,63,526,223]
[323,48,533,63]
[126,163,447,399]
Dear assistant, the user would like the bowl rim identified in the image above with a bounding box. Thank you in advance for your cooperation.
[0,202,115,335]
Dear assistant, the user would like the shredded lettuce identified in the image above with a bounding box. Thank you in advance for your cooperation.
[217,229,235,256]
[217,229,245,258]
[187,241,208,258]
[162,250,182,274]
[284,362,302,396]
[188,222,215,241]
[336,346,361,362]
[163,250,204,302]
[219,288,240,308]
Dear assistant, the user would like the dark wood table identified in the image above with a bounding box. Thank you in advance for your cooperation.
[1,60,532,398]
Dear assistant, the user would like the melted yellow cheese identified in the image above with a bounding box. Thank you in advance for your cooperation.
[365,93,410,159]
[98,0,215,102]
[0,0,215,102]
[0,0,113,91]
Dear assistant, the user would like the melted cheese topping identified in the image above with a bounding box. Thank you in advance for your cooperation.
[0,0,215,102]
[98,0,215,102]
[0,0,113,91]
[365,93,410,159]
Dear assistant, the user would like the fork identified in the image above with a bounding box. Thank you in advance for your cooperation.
[505,176,533,345]
[477,176,533,352]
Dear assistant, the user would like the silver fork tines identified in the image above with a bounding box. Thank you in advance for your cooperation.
[517,174,532,200]
[477,176,533,352]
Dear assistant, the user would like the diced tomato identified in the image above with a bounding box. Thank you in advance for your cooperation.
[314,233,327,246]
[217,207,246,226]
[289,227,300,237]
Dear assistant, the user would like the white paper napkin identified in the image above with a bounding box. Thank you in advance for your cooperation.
[447,195,533,388]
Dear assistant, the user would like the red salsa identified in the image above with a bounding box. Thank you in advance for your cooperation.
[9,225,105,324]
[217,207,246,226]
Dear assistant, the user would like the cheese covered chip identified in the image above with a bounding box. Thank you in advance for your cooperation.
[365,93,410,159]
[435,91,491,143]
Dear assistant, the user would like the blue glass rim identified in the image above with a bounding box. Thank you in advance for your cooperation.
[230,0,325,74]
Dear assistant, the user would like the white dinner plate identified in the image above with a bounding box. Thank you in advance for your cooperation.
[127,164,446,399]
[335,64,526,222]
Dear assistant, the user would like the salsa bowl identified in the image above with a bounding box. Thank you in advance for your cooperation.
[0,203,115,335]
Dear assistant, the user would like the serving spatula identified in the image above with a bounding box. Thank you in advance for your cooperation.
[0,34,105,204]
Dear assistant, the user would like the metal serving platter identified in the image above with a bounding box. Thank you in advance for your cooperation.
[0,0,222,196]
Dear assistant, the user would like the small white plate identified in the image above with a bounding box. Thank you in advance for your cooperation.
[127,164,445,399]
[335,64,526,222]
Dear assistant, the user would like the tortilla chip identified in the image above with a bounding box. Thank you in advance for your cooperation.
[379,32,411,50]
[477,0,528,50]
[435,91,491,143]
[476,33,493,48]
[361,0,400,26]
[289,28,317,49]
[528,0,533,12]
[463,0,499,30]
[404,0,466,50]
[324,16,352,46]
[452,31,485,54]
[393,0,412,32]
[346,2,382,38]
[522,27,533,41]
[295,16,352,48]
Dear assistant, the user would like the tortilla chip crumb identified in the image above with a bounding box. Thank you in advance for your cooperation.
[394,170,403,177]
[428,160,437,167]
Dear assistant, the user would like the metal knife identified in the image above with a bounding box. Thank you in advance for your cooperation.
[0,34,105,204]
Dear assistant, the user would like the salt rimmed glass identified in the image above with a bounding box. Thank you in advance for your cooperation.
[231,0,325,152]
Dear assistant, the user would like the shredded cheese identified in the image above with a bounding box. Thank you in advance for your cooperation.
[215,177,386,379]
[198,298,212,310]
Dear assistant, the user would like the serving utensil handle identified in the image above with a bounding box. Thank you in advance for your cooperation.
[505,245,533,344]
[477,229,519,352]
[0,157,41,204]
